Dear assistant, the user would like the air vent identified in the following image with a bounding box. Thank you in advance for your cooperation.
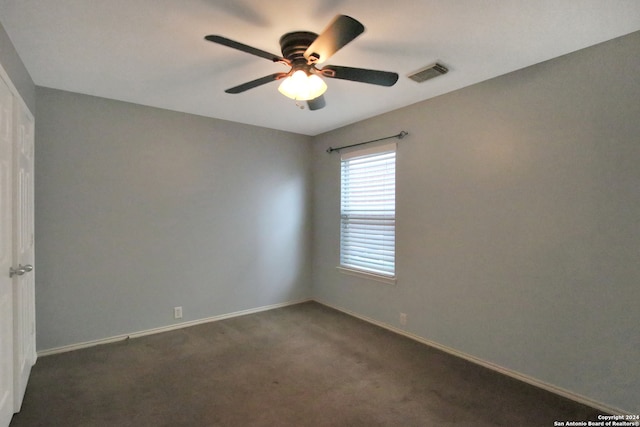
[408,63,448,83]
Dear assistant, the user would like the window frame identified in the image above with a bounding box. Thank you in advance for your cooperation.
[338,142,397,284]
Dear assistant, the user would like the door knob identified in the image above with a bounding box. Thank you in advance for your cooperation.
[9,266,26,278]
[9,264,33,278]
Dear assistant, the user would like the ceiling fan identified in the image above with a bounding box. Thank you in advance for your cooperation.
[205,15,399,110]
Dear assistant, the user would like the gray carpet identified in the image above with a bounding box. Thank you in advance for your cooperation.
[10,302,602,426]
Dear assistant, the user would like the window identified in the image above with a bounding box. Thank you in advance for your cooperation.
[340,143,396,279]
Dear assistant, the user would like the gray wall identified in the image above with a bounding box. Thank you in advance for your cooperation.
[0,21,35,114]
[311,31,640,413]
[35,88,312,350]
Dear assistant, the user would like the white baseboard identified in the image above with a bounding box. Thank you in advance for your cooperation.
[37,298,312,357]
[314,299,628,416]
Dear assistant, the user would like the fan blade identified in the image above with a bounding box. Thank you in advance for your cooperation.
[307,95,326,110]
[225,73,288,94]
[205,35,287,64]
[320,65,399,86]
[304,15,365,64]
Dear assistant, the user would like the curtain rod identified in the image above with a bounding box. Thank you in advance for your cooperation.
[326,131,408,153]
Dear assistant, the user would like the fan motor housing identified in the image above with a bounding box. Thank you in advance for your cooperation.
[279,31,318,69]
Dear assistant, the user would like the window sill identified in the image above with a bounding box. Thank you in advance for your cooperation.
[336,266,396,285]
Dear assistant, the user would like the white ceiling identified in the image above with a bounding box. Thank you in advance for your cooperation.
[1,1,639,136]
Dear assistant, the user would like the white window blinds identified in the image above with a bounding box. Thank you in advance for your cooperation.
[340,143,396,277]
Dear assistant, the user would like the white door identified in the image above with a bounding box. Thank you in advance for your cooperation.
[0,74,14,427]
[12,101,35,412]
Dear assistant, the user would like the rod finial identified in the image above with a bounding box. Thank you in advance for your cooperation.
[398,131,408,139]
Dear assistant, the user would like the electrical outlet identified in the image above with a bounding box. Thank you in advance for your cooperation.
[174,306,183,319]
[400,312,407,326]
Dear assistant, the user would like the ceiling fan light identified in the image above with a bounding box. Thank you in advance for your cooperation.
[278,70,327,101]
